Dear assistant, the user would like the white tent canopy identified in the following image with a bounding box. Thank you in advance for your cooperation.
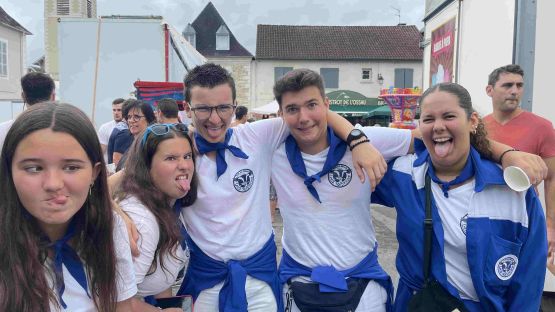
[252,100,279,115]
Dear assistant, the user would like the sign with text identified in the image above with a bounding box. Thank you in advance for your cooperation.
[326,90,370,105]
[430,17,456,86]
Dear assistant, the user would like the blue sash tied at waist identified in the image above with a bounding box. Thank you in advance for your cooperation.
[177,234,283,312]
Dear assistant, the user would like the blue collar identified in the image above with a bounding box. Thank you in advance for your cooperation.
[412,139,505,193]
[285,127,347,203]
[195,128,249,179]
[48,218,90,309]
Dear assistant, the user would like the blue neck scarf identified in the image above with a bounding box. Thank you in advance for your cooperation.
[195,129,248,179]
[285,127,347,203]
[49,218,90,309]
[427,155,474,198]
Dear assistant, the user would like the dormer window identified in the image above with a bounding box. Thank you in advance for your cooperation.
[216,24,230,51]
[183,23,196,48]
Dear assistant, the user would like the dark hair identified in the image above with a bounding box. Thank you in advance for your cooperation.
[273,68,325,107]
[0,102,117,312]
[114,127,197,274]
[183,63,236,103]
[419,82,492,160]
[112,98,125,105]
[21,73,55,105]
[235,105,248,119]
[157,98,179,119]
[124,99,156,124]
[488,64,524,86]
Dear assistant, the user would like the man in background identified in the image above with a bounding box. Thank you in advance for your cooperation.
[156,98,180,124]
[484,64,555,252]
[98,98,124,161]
[0,72,55,150]
[231,105,249,127]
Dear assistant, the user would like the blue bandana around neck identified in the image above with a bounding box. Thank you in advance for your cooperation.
[427,155,475,198]
[285,127,347,203]
[49,218,90,309]
[195,129,248,179]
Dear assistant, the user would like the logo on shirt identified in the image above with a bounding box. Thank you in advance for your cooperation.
[233,169,254,192]
[495,254,518,280]
[460,213,468,235]
[328,164,352,188]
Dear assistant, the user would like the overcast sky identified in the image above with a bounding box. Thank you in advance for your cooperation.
[3,0,424,64]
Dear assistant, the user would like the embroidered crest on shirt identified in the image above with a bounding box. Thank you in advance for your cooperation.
[233,169,254,192]
[459,213,468,235]
[327,164,352,188]
[495,254,518,280]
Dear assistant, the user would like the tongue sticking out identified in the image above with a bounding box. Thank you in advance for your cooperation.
[177,177,191,193]
[434,141,451,158]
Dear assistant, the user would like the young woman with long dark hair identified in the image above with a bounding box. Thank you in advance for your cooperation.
[0,102,136,312]
[114,123,197,311]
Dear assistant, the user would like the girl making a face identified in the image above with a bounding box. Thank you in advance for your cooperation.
[0,103,136,311]
[373,83,546,311]
[113,123,197,311]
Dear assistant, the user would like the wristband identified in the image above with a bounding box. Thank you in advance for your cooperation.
[349,139,370,151]
[498,148,519,164]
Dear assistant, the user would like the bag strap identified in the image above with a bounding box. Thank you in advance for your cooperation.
[423,174,433,284]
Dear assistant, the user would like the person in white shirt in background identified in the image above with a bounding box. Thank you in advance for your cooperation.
[97,98,124,163]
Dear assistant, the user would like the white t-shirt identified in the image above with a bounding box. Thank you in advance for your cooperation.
[432,180,479,301]
[119,195,188,297]
[47,213,137,311]
[98,120,117,162]
[0,119,14,152]
[98,120,117,145]
[272,127,411,270]
[182,118,289,261]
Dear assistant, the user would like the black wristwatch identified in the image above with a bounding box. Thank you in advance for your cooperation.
[346,129,368,147]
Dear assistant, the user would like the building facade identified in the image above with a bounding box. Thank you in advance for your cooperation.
[0,6,31,101]
[183,2,253,108]
[254,25,423,124]
[44,0,97,80]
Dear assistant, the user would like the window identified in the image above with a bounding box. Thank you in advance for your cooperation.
[183,24,196,48]
[0,40,7,78]
[274,67,293,82]
[394,68,414,88]
[57,0,70,15]
[216,25,230,51]
[362,68,372,81]
[87,0,92,18]
[320,68,339,89]
[186,33,196,48]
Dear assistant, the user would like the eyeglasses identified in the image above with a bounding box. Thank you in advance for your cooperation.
[190,104,236,120]
[126,114,145,122]
[141,123,188,147]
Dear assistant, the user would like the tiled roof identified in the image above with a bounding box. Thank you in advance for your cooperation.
[256,25,422,61]
[0,6,32,35]
[190,2,252,58]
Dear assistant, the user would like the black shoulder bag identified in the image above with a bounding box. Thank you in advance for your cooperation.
[407,175,469,312]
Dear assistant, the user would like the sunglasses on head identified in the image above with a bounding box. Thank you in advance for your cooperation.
[141,123,188,147]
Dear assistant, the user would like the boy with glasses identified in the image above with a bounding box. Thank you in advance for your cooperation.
[176,63,387,311]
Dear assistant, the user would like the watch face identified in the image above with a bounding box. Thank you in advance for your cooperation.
[351,129,363,137]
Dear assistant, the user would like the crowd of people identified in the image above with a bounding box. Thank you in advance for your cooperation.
[0,63,552,312]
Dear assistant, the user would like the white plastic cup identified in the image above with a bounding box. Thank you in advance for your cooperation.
[503,166,531,192]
